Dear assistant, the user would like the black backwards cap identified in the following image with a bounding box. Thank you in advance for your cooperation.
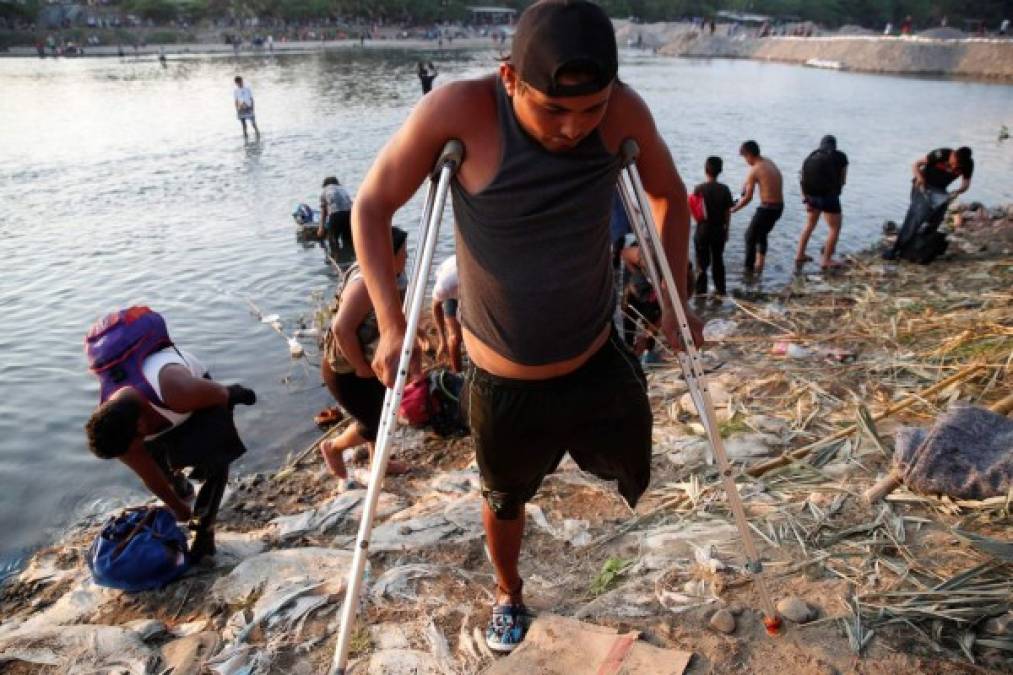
[511,0,618,97]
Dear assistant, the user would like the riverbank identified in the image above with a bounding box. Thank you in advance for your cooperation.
[614,21,1013,81]
[1,202,1010,672]
[0,36,499,58]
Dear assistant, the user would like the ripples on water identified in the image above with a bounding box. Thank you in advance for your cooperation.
[0,48,1010,572]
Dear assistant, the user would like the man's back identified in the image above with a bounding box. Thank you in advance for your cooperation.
[753,157,783,204]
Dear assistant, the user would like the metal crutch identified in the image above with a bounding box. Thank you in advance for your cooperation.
[331,139,465,674]
[617,138,782,635]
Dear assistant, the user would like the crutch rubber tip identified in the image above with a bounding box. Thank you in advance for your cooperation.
[620,138,640,165]
[764,615,783,636]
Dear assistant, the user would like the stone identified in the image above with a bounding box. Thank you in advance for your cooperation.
[709,609,736,634]
[723,433,777,461]
[777,596,814,623]
[161,631,222,675]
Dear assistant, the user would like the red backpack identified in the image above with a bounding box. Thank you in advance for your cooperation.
[688,193,708,224]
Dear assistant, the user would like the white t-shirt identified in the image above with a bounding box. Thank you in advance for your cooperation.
[142,348,207,438]
[234,86,254,109]
[432,255,459,302]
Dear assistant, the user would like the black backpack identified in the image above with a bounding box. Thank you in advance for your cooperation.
[800,150,839,197]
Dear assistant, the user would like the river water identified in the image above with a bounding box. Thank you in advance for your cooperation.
[1,48,1011,575]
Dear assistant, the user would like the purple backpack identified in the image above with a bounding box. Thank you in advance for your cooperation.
[85,306,173,405]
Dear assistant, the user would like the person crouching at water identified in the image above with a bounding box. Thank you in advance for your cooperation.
[884,146,973,261]
[233,75,259,140]
[318,176,354,255]
[85,327,256,562]
[319,227,411,486]
[730,140,783,276]
[431,254,463,372]
[796,134,849,270]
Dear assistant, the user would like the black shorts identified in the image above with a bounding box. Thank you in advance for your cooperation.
[462,329,652,519]
[144,406,246,472]
[805,194,842,214]
[332,371,386,441]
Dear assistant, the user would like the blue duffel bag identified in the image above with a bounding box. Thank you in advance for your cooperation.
[88,507,191,592]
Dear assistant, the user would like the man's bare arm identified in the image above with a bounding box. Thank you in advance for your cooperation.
[351,83,469,385]
[332,280,375,377]
[119,440,191,521]
[731,168,756,213]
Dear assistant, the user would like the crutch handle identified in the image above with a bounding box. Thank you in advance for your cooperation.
[619,138,640,167]
[435,139,465,176]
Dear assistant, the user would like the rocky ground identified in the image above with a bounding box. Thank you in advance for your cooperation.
[1,203,1011,674]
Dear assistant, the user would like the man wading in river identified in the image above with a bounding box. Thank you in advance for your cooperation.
[351,0,703,652]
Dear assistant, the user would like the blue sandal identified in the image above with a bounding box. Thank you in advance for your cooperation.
[486,603,532,653]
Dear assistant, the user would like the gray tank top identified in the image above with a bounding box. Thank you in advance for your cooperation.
[450,80,621,366]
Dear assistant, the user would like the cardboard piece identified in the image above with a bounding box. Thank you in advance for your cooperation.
[483,614,691,675]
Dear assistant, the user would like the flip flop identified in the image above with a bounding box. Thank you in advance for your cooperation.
[795,255,814,265]
[314,406,344,428]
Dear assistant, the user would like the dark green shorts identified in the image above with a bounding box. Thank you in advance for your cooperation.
[462,328,652,519]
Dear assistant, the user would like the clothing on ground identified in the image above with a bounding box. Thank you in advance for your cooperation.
[744,204,783,271]
[894,402,1013,500]
[463,328,652,519]
[450,79,621,366]
[141,348,207,439]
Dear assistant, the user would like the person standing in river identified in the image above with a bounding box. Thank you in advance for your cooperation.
[418,62,438,95]
[348,0,703,653]
[796,134,849,271]
[233,75,259,140]
[730,140,783,276]
[692,155,734,297]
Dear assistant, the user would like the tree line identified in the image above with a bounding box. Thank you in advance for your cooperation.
[3,0,1008,29]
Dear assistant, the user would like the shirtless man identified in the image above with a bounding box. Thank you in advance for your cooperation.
[349,0,702,652]
[730,140,783,275]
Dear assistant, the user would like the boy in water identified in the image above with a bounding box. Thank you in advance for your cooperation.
[233,75,259,140]
[692,156,734,297]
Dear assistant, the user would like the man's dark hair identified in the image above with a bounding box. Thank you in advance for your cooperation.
[85,395,142,459]
[954,146,973,174]
[705,156,723,177]
[322,176,339,187]
[234,75,242,84]
[740,140,760,157]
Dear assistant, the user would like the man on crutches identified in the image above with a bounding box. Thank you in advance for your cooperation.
[347,0,703,657]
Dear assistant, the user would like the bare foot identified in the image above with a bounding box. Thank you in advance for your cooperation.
[319,439,348,479]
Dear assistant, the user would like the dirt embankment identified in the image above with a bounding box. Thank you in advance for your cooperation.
[615,21,1013,80]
